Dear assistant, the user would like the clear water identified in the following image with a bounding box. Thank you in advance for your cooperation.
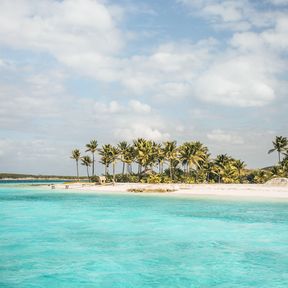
[1,185,288,288]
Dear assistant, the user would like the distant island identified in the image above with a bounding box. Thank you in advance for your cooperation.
[0,173,79,181]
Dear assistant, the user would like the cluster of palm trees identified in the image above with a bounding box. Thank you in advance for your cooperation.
[70,139,248,183]
[70,136,288,184]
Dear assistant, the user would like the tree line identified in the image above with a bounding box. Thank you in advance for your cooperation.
[70,136,288,184]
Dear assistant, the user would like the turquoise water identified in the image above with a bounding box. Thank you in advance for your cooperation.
[1,186,288,288]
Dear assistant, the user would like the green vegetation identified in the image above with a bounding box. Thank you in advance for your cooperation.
[71,136,288,184]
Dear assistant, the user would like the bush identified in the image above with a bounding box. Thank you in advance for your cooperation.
[181,176,195,184]
[115,174,139,183]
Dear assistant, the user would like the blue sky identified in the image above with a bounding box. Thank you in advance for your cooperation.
[0,0,287,175]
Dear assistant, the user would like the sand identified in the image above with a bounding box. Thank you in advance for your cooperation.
[50,182,288,200]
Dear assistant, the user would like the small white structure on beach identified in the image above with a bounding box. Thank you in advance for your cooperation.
[98,176,106,185]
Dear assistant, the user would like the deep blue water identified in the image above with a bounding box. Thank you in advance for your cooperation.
[0,185,288,287]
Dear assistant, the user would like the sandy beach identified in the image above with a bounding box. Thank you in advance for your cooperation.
[50,182,288,200]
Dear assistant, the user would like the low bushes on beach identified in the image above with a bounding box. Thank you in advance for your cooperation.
[127,188,176,193]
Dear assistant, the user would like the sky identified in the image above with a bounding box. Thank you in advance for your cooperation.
[0,0,287,175]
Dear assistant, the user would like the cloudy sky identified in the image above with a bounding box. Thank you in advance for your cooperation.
[0,0,287,175]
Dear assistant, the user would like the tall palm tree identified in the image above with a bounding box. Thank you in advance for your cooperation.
[99,144,113,176]
[85,140,98,176]
[214,154,233,183]
[117,141,130,175]
[70,149,81,181]
[234,160,246,183]
[124,146,135,174]
[111,146,119,181]
[202,160,218,183]
[154,143,165,174]
[268,136,288,164]
[163,141,178,179]
[81,155,92,181]
[179,142,206,175]
[133,138,154,175]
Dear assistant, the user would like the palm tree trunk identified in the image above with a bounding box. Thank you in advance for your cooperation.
[76,160,79,182]
[170,160,173,179]
[105,165,108,176]
[86,166,90,182]
[122,162,125,175]
[113,162,115,181]
[278,151,281,164]
[92,153,95,176]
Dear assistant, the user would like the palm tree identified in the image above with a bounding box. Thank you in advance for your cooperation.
[214,154,233,183]
[110,146,119,181]
[280,156,288,177]
[202,160,218,183]
[270,166,284,178]
[220,163,238,183]
[123,146,135,174]
[117,141,130,175]
[234,160,246,183]
[70,149,81,181]
[163,141,178,179]
[268,136,288,164]
[99,144,113,176]
[253,170,268,184]
[85,140,98,176]
[81,155,92,181]
[179,142,206,176]
[154,143,165,174]
[133,138,154,175]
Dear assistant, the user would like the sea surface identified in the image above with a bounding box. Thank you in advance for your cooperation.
[0,184,288,288]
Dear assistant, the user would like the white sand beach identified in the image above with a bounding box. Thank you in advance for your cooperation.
[51,183,288,200]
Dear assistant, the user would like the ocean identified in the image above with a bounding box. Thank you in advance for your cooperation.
[1,184,287,287]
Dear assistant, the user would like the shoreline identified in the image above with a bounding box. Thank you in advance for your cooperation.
[48,183,288,200]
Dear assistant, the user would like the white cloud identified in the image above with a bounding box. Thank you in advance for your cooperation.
[93,100,125,114]
[129,100,151,113]
[0,0,283,110]
[207,129,244,144]
[193,54,276,107]
[78,99,152,116]
[118,40,216,99]
[179,0,277,31]
[114,123,170,141]
[202,2,243,22]
[0,70,67,129]
[0,0,124,64]
[262,16,288,51]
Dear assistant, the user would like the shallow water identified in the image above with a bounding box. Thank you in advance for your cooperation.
[1,185,288,288]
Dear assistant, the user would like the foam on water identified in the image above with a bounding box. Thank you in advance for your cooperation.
[0,185,288,287]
